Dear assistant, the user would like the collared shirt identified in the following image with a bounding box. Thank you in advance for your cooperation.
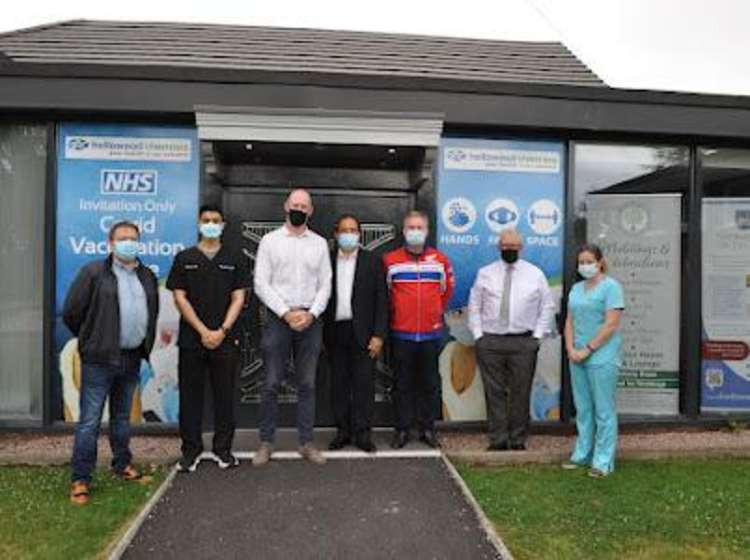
[112,259,148,350]
[335,249,358,321]
[467,258,556,340]
[254,225,332,319]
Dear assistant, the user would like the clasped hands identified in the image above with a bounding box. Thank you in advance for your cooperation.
[283,309,315,332]
[200,327,226,350]
[568,346,593,364]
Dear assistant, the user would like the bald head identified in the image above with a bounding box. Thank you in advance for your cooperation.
[286,188,313,211]
[499,229,523,248]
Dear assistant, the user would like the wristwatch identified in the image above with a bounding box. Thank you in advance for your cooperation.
[221,325,230,335]
[585,343,595,353]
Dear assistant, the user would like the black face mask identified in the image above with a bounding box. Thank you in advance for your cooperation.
[288,209,308,227]
[501,249,519,264]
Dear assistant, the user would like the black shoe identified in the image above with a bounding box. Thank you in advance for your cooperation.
[419,430,441,449]
[355,434,377,453]
[486,442,510,452]
[215,451,240,469]
[510,442,527,451]
[390,430,410,449]
[328,432,351,451]
[177,453,201,473]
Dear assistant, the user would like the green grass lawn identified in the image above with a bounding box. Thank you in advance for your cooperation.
[458,458,750,560]
[0,464,168,560]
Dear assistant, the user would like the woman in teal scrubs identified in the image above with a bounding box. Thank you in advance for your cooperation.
[564,244,625,478]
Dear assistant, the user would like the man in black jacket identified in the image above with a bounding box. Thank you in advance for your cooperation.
[64,221,159,505]
[323,214,388,452]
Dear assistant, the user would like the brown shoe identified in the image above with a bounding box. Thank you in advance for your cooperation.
[299,443,327,465]
[70,481,90,505]
[114,464,142,481]
[252,443,272,467]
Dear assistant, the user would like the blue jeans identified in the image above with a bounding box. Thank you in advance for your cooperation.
[569,361,620,474]
[259,314,322,445]
[70,352,140,483]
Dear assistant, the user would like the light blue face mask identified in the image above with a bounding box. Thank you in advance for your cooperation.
[199,222,224,239]
[578,263,599,279]
[114,239,139,261]
[405,229,427,246]
[337,232,360,251]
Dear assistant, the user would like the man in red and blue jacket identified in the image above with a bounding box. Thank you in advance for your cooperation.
[383,210,454,449]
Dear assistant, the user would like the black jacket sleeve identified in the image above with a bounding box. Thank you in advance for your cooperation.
[372,253,389,339]
[62,265,95,336]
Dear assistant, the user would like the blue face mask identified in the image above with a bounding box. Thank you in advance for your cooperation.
[199,222,224,239]
[578,263,599,279]
[405,229,427,246]
[113,239,139,261]
[337,232,360,251]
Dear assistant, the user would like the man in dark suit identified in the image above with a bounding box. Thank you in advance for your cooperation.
[324,214,388,452]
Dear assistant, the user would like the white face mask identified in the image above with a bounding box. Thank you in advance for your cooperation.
[578,263,599,279]
[405,229,427,246]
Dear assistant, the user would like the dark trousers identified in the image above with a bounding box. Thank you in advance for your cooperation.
[476,334,539,446]
[178,347,238,458]
[259,314,323,445]
[391,338,441,432]
[329,320,375,436]
[71,350,141,483]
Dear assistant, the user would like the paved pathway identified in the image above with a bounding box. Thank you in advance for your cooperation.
[122,456,502,560]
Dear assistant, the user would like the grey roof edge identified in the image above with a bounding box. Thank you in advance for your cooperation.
[0,18,605,87]
[0,19,86,40]
[2,59,750,112]
[2,18,567,49]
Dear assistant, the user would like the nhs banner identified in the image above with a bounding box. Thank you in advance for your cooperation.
[55,123,199,424]
[437,137,565,422]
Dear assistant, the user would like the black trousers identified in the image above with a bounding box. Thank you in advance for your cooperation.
[391,338,441,432]
[475,334,539,446]
[329,320,375,436]
[178,347,238,458]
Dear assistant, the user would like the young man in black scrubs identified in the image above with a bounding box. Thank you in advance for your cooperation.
[167,205,250,472]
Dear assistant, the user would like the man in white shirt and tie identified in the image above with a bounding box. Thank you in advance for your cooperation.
[253,188,332,466]
[468,228,555,451]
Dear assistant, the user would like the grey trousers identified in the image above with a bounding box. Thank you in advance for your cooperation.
[476,333,539,446]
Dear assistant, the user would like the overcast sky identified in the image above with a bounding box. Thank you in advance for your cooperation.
[1,0,747,96]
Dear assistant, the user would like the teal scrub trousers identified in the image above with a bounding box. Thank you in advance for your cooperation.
[569,361,619,473]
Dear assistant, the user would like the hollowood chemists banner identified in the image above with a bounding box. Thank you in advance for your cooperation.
[55,123,199,423]
[586,194,681,415]
[437,137,565,422]
[701,198,750,412]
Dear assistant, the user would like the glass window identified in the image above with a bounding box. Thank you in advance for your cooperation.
[0,123,48,421]
[572,143,689,416]
[700,147,750,413]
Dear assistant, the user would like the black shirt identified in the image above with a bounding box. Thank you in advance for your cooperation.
[166,245,251,350]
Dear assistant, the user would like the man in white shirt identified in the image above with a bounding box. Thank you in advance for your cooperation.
[468,229,555,451]
[253,189,332,466]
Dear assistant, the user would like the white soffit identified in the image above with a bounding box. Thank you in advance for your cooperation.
[195,106,444,147]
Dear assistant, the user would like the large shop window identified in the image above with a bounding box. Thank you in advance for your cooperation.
[0,124,47,422]
[700,148,750,413]
[572,143,689,415]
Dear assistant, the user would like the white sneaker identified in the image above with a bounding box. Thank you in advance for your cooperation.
[176,454,201,473]
[216,452,240,469]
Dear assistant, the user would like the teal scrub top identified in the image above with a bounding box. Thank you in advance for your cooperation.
[568,275,625,367]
